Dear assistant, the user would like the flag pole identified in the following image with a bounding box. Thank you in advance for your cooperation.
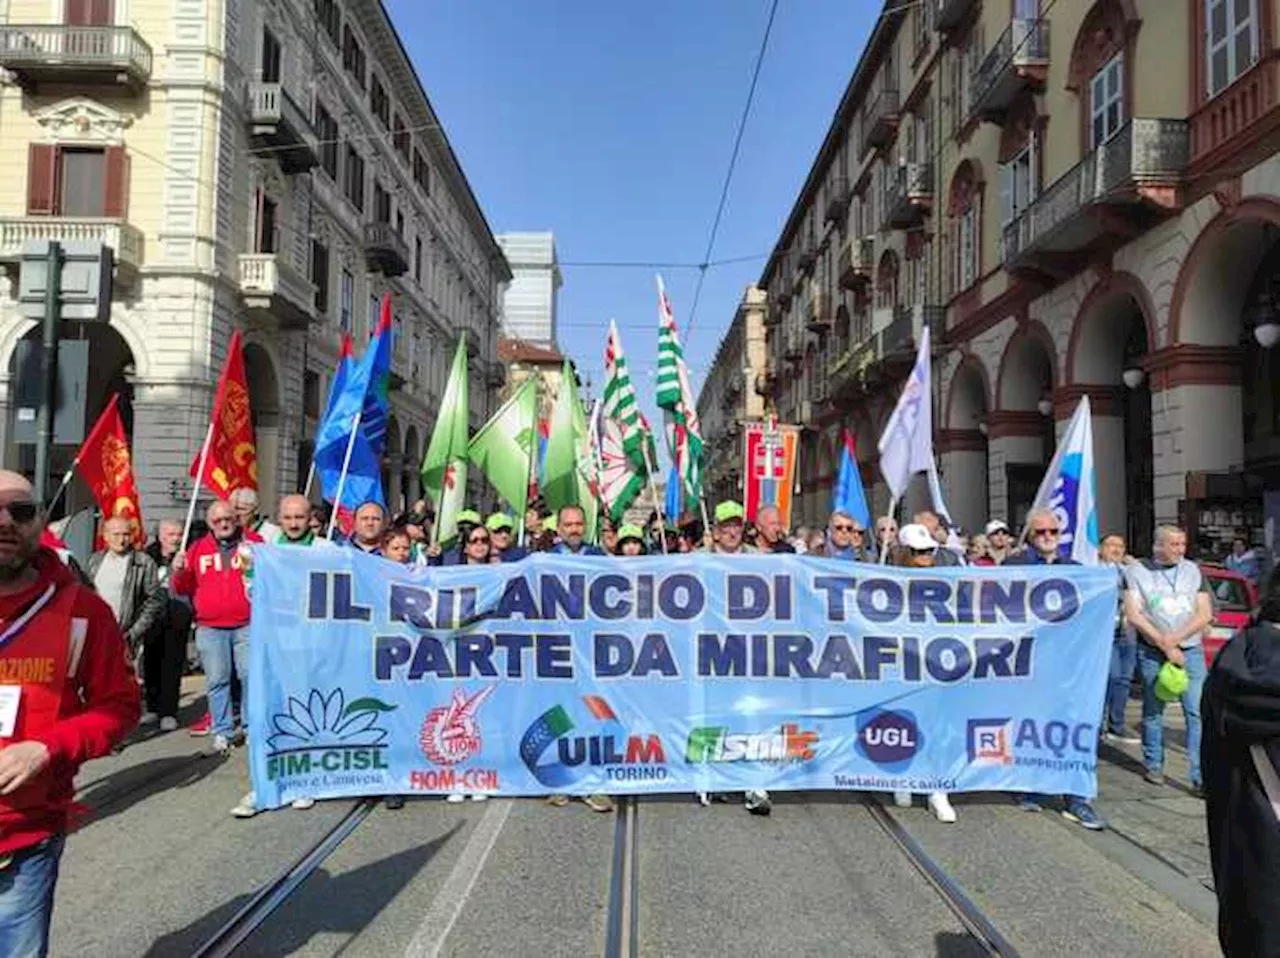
[302,458,317,500]
[180,421,215,554]
[43,466,76,517]
[641,441,668,555]
[327,410,363,539]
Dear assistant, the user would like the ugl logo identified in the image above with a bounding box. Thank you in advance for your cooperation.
[856,709,922,771]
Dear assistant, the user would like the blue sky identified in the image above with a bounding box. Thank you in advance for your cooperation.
[390,0,877,437]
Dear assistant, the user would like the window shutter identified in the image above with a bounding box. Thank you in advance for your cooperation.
[27,144,59,215]
[103,146,129,218]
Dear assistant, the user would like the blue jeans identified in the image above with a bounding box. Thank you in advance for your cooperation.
[0,834,64,958]
[1138,642,1206,786]
[196,625,250,737]
[1106,634,1138,733]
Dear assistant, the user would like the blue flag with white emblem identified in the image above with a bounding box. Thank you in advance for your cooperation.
[1029,396,1099,565]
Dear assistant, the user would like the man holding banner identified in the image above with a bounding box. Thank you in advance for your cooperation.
[1005,508,1106,830]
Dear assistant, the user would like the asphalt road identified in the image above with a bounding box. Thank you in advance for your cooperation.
[47,691,1222,957]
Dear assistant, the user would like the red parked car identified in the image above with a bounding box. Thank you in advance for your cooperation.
[1200,564,1259,665]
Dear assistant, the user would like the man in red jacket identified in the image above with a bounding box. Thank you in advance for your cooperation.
[170,500,261,753]
[0,470,137,957]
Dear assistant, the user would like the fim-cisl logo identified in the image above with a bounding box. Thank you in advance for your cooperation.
[266,689,394,787]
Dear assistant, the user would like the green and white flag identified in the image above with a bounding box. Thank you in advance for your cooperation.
[655,275,703,508]
[542,360,599,541]
[603,320,645,469]
[420,339,469,544]
[468,376,537,522]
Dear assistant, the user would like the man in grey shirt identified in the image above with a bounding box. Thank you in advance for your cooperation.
[1124,525,1213,792]
[87,517,165,668]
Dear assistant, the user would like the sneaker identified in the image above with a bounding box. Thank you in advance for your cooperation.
[546,794,571,807]
[1143,769,1165,787]
[471,794,489,802]
[231,792,258,818]
[139,711,159,726]
[893,790,912,809]
[583,794,615,813]
[1062,800,1106,831]
[696,792,730,806]
[446,793,466,804]
[189,713,212,737]
[291,797,316,810]
[159,716,178,733]
[744,789,772,816]
[1104,727,1141,745]
[211,734,232,755]
[384,796,405,810]
[1018,793,1046,812]
[928,792,957,824]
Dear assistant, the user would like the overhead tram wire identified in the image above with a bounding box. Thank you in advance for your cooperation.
[682,0,780,345]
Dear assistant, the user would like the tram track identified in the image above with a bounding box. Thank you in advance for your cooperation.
[189,797,378,958]
[863,798,1023,957]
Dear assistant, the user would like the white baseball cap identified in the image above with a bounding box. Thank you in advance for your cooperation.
[985,519,1011,536]
[898,524,937,551]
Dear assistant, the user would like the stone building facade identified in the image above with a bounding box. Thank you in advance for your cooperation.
[731,0,1280,559]
[0,0,509,525]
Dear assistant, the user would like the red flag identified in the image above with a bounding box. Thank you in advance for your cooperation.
[75,394,145,546]
[190,329,257,499]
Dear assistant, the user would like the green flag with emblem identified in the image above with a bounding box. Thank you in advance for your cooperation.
[468,376,537,520]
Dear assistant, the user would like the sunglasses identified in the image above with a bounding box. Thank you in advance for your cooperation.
[0,501,38,523]
[1031,527,1060,537]
[832,524,856,532]
[468,535,490,545]
[910,547,935,556]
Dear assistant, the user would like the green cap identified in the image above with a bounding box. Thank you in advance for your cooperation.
[714,500,745,524]
[1154,662,1190,703]
[485,513,514,532]
[542,515,558,532]
[616,524,644,542]
[456,509,482,527]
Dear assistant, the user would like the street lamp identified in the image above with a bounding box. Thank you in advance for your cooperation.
[1122,366,1146,389]
[1255,319,1280,349]
[1036,396,1053,417]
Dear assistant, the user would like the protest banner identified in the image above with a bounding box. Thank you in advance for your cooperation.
[247,549,1116,810]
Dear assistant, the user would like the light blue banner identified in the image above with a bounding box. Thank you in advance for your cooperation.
[247,548,1116,810]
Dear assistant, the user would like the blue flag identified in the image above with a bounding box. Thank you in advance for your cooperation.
[1030,396,1099,564]
[831,430,871,526]
[362,295,393,456]
[314,339,385,510]
[664,463,681,524]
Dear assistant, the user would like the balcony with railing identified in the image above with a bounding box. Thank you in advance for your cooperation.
[806,291,832,334]
[838,236,874,289]
[783,328,805,363]
[883,162,934,230]
[937,0,978,34]
[0,216,144,282]
[364,221,410,277]
[1002,118,1190,275]
[825,177,852,225]
[0,24,152,91]
[247,81,319,174]
[1189,51,1280,170]
[970,18,1050,121]
[238,253,316,330]
[862,87,901,154]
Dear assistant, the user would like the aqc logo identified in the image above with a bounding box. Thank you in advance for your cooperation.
[856,709,922,771]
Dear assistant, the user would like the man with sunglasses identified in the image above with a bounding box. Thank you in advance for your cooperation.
[170,500,262,755]
[826,511,867,561]
[1003,508,1107,830]
[0,472,138,958]
[485,513,527,562]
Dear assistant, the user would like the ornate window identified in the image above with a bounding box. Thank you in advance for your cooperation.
[1206,0,1259,97]
[876,250,900,310]
[948,162,982,293]
[1068,2,1136,151]
[1090,53,1125,146]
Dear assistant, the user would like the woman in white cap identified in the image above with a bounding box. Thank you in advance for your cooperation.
[888,524,958,824]
[984,519,1015,564]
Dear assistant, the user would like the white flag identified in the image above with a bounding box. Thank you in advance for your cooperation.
[1029,396,1100,565]
[877,326,934,501]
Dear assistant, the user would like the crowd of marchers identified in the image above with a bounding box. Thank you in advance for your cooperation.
[0,473,1277,956]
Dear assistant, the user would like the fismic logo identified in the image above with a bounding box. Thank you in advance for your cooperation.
[685,724,819,764]
[966,719,1014,766]
[856,710,922,771]
[521,696,668,786]
[265,689,394,785]
[412,686,500,793]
